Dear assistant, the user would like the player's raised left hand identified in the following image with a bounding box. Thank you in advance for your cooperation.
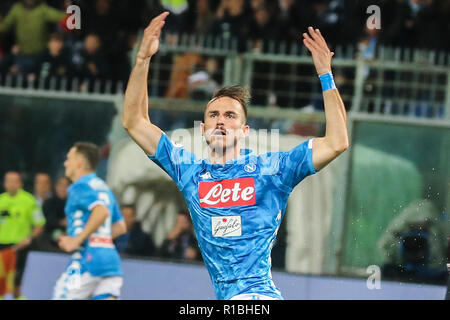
[136,11,170,61]
[58,235,81,253]
[302,27,334,76]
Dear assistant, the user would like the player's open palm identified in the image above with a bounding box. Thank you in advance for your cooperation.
[137,11,169,60]
[302,27,334,76]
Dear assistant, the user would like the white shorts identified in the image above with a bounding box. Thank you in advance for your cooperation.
[52,271,123,300]
[229,293,280,300]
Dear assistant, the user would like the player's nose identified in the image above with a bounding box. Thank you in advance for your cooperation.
[216,114,225,124]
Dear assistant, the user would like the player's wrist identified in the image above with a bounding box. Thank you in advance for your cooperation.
[318,71,336,92]
[135,55,151,65]
[74,234,85,246]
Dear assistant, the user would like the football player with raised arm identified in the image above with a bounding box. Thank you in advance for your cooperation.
[122,12,348,300]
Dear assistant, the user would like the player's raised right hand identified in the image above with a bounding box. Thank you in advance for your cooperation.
[137,11,169,61]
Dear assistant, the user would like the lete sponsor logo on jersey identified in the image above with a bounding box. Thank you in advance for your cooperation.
[199,178,256,208]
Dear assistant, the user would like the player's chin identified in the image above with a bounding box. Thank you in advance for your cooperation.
[212,138,238,152]
[64,168,72,180]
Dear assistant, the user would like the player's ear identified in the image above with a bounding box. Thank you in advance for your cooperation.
[243,124,250,137]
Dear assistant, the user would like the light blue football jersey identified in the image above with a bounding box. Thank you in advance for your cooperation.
[64,173,123,277]
[149,133,316,300]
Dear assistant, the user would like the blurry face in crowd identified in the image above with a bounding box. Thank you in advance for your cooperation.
[4,172,23,196]
[96,0,111,15]
[121,207,136,230]
[48,38,64,57]
[205,58,218,74]
[175,214,191,232]
[201,97,249,154]
[254,8,270,26]
[228,0,244,16]
[251,0,264,10]
[55,177,70,199]
[279,0,294,10]
[34,173,52,196]
[196,0,210,14]
[84,35,101,55]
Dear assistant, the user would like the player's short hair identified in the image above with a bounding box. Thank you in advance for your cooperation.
[74,142,100,170]
[206,85,251,122]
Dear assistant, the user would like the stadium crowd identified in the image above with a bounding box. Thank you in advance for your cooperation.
[0,0,449,89]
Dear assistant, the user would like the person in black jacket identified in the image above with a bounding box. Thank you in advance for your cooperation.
[158,209,201,262]
[114,204,155,257]
[74,33,110,89]
[37,176,70,252]
[36,33,73,82]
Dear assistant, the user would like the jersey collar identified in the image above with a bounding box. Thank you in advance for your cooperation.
[70,172,97,189]
[204,149,254,167]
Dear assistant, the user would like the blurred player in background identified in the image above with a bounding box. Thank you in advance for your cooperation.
[122,12,348,300]
[52,142,126,300]
[0,171,45,300]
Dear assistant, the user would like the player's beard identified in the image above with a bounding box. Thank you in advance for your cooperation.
[204,128,241,157]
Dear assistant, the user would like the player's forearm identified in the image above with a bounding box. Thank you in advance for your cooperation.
[122,57,152,129]
[75,207,109,244]
[322,89,349,153]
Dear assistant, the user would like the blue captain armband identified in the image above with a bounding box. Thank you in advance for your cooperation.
[319,72,336,92]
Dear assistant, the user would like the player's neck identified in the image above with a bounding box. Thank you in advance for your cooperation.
[208,145,241,165]
[71,169,95,183]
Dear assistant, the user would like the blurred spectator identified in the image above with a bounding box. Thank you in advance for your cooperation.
[114,204,155,257]
[158,210,200,261]
[0,0,67,76]
[248,3,281,51]
[276,0,306,43]
[33,172,52,206]
[210,0,249,44]
[356,25,381,88]
[81,0,119,53]
[35,32,73,80]
[0,44,21,77]
[187,57,219,100]
[382,0,445,50]
[0,171,45,299]
[299,0,344,48]
[357,25,380,62]
[165,53,203,98]
[74,0,136,83]
[74,33,110,86]
[37,176,70,252]
[184,0,216,35]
